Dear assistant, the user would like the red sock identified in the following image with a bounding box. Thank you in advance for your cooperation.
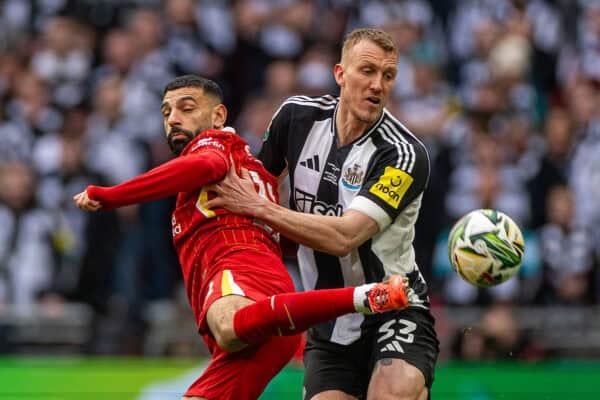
[233,288,355,344]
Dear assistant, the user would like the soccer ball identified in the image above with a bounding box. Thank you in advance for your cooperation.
[448,209,525,288]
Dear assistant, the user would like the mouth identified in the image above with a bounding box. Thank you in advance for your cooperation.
[167,129,195,155]
[366,97,381,106]
[169,129,193,142]
[171,133,188,141]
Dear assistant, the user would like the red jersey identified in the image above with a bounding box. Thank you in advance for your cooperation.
[86,130,284,322]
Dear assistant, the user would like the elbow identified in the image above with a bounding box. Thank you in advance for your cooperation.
[328,239,354,257]
[335,247,352,257]
[327,232,370,257]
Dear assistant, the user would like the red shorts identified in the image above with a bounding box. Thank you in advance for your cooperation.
[195,247,295,335]
[185,246,299,399]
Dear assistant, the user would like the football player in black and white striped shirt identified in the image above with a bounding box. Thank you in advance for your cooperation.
[207,28,439,400]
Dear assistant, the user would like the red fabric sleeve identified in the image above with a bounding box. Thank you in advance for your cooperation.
[86,150,228,210]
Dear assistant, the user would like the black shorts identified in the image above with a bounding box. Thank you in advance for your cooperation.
[303,307,439,399]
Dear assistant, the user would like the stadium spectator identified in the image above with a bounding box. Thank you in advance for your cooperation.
[164,0,224,78]
[527,107,573,228]
[452,304,545,361]
[538,185,595,305]
[0,161,56,306]
[8,71,62,138]
[30,16,92,108]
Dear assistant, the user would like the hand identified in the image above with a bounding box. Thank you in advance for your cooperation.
[204,158,266,216]
[73,190,102,212]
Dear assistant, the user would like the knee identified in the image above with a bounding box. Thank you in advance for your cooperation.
[211,318,245,352]
[369,360,426,400]
[206,295,254,352]
[370,382,426,400]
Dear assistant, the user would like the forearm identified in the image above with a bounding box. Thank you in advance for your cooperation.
[88,152,227,209]
[254,200,374,257]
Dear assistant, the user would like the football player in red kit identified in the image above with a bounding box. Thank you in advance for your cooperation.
[74,75,409,400]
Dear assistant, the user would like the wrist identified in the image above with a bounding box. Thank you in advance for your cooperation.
[253,197,275,220]
[86,185,100,201]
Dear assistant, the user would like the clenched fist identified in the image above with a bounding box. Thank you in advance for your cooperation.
[73,190,102,211]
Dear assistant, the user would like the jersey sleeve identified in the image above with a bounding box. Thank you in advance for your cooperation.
[257,99,294,176]
[87,147,228,210]
[348,144,430,230]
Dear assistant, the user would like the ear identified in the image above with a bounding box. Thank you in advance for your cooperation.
[333,63,344,87]
[212,103,228,130]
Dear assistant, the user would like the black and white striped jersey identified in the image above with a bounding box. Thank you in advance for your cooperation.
[259,94,431,345]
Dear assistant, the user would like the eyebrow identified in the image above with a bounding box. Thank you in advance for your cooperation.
[161,95,198,110]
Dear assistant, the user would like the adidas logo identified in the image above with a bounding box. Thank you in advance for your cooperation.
[300,155,320,172]
[380,340,404,353]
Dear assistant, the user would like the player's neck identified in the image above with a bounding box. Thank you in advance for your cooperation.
[335,104,371,147]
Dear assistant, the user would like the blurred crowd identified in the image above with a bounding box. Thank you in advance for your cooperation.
[1,0,600,358]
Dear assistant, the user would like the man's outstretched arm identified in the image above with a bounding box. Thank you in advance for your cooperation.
[75,151,228,211]
[205,165,379,257]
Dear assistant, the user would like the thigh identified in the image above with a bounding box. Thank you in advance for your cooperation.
[185,334,301,400]
[198,263,294,336]
[367,308,439,398]
[303,339,368,400]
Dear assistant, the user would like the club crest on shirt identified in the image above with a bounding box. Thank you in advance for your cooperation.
[341,163,364,191]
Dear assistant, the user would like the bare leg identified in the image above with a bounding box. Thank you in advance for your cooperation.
[367,358,426,400]
[206,295,254,352]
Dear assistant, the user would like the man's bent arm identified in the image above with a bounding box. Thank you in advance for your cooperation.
[257,201,377,257]
[208,178,379,257]
[88,151,228,210]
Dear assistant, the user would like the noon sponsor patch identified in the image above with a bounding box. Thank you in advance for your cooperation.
[369,166,413,209]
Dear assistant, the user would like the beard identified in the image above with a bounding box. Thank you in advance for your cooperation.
[167,127,203,155]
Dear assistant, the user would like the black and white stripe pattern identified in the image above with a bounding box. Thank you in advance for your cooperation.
[260,95,431,344]
[279,95,337,111]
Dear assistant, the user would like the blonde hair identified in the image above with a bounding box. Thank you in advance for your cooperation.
[340,28,398,64]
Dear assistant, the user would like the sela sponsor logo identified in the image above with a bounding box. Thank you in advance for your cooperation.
[369,166,413,209]
[294,188,343,216]
[341,163,364,191]
[191,137,225,152]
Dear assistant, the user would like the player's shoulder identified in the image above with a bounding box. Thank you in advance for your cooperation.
[275,94,338,119]
[197,129,236,140]
[376,110,427,149]
[374,110,429,154]
[370,109,430,174]
[187,129,235,153]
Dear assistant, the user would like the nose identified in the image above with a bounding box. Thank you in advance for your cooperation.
[167,109,181,127]
[370,74,383,94]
